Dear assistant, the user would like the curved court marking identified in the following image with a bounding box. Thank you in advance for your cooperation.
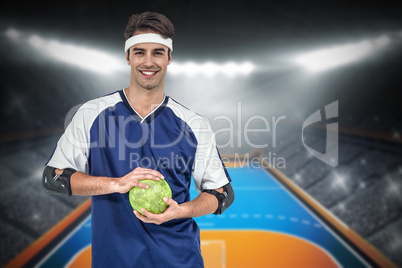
[65,230,340,268]
[201,230,341,268]
[66,245,91,268]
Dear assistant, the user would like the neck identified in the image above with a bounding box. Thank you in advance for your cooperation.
[124,86,165,118]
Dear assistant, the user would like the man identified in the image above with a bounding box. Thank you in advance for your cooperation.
[42,11,234,267]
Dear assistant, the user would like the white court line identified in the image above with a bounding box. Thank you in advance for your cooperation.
[198,222,215,227]
[215,213,323,230]
[234,187,283,191]
[35,215,91,268]
[201,240,226,268]
[264,168,371,267]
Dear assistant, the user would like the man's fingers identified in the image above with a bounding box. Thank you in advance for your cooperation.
[136,182,149,189]
[142,174,161,181]
[133,204,178,225]
[127,173,164,187]
[134,210,151,223]
[163,197,172,205]
[127,174,165,190]
[163,197,178,208]
[140,208,154,218]
[136,209,166,225]
[129,175,160,188]
[131,169,164,178]
[130,169,164,180]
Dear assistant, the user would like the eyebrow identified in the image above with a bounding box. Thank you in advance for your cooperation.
[132,47,167,52]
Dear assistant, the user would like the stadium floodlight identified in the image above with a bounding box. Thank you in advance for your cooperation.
[373,35,391,46]
[5,28,20,39]
[331,173,348,191]
[27,35,125,74]
[6,28,125,74]
[386,176,401,197]
[295,34,392,73]
[168,61,256,77]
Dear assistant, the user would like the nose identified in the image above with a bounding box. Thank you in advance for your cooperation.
[143,53,155,68]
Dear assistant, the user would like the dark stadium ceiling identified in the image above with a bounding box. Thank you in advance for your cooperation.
[1,0,402,135]
[1,0,402,61]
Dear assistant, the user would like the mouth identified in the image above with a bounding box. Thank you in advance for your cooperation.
[139,70,159,77]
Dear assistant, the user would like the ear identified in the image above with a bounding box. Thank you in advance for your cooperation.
[126,51,130,65]
[167,52,172,65]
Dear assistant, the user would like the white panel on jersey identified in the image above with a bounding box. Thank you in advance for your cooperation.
[47,92,122,173]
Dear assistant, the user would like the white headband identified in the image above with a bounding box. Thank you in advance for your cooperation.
[124,33,173,53]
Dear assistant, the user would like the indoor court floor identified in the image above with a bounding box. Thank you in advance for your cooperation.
[6,157,394,268]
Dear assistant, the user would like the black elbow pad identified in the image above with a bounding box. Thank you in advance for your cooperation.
[203,183,234,215]
[42,166,76,196]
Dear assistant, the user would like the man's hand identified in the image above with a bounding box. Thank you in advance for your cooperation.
[59,166,164,196]
[133,197,183,225]
[113,167,164,194]
[133,187,227,224]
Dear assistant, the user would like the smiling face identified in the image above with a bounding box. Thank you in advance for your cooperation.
[126,32,171,91]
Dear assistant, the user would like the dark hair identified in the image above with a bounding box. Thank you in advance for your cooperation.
[124,11,175,41]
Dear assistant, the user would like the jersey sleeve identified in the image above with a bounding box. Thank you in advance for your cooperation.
[46,103,93,173]
[191,117,231,193]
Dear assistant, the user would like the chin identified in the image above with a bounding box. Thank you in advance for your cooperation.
[141,84,158,90]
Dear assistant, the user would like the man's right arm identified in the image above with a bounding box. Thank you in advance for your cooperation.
[46,167,164,196]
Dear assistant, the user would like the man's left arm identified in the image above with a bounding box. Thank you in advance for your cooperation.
[134,184,234,225]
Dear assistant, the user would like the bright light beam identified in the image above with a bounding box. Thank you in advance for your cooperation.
[27,35,126,74]
[295,34,392,73]
[6,28,126,75]
[5,28,20,39]
[331,173,348,192]
[168,61,255,78]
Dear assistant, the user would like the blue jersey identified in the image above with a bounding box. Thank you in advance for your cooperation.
[47,90,231,267]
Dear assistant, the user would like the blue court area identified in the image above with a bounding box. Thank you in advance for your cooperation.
[23,165,379,267]
[191,166,368,267]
